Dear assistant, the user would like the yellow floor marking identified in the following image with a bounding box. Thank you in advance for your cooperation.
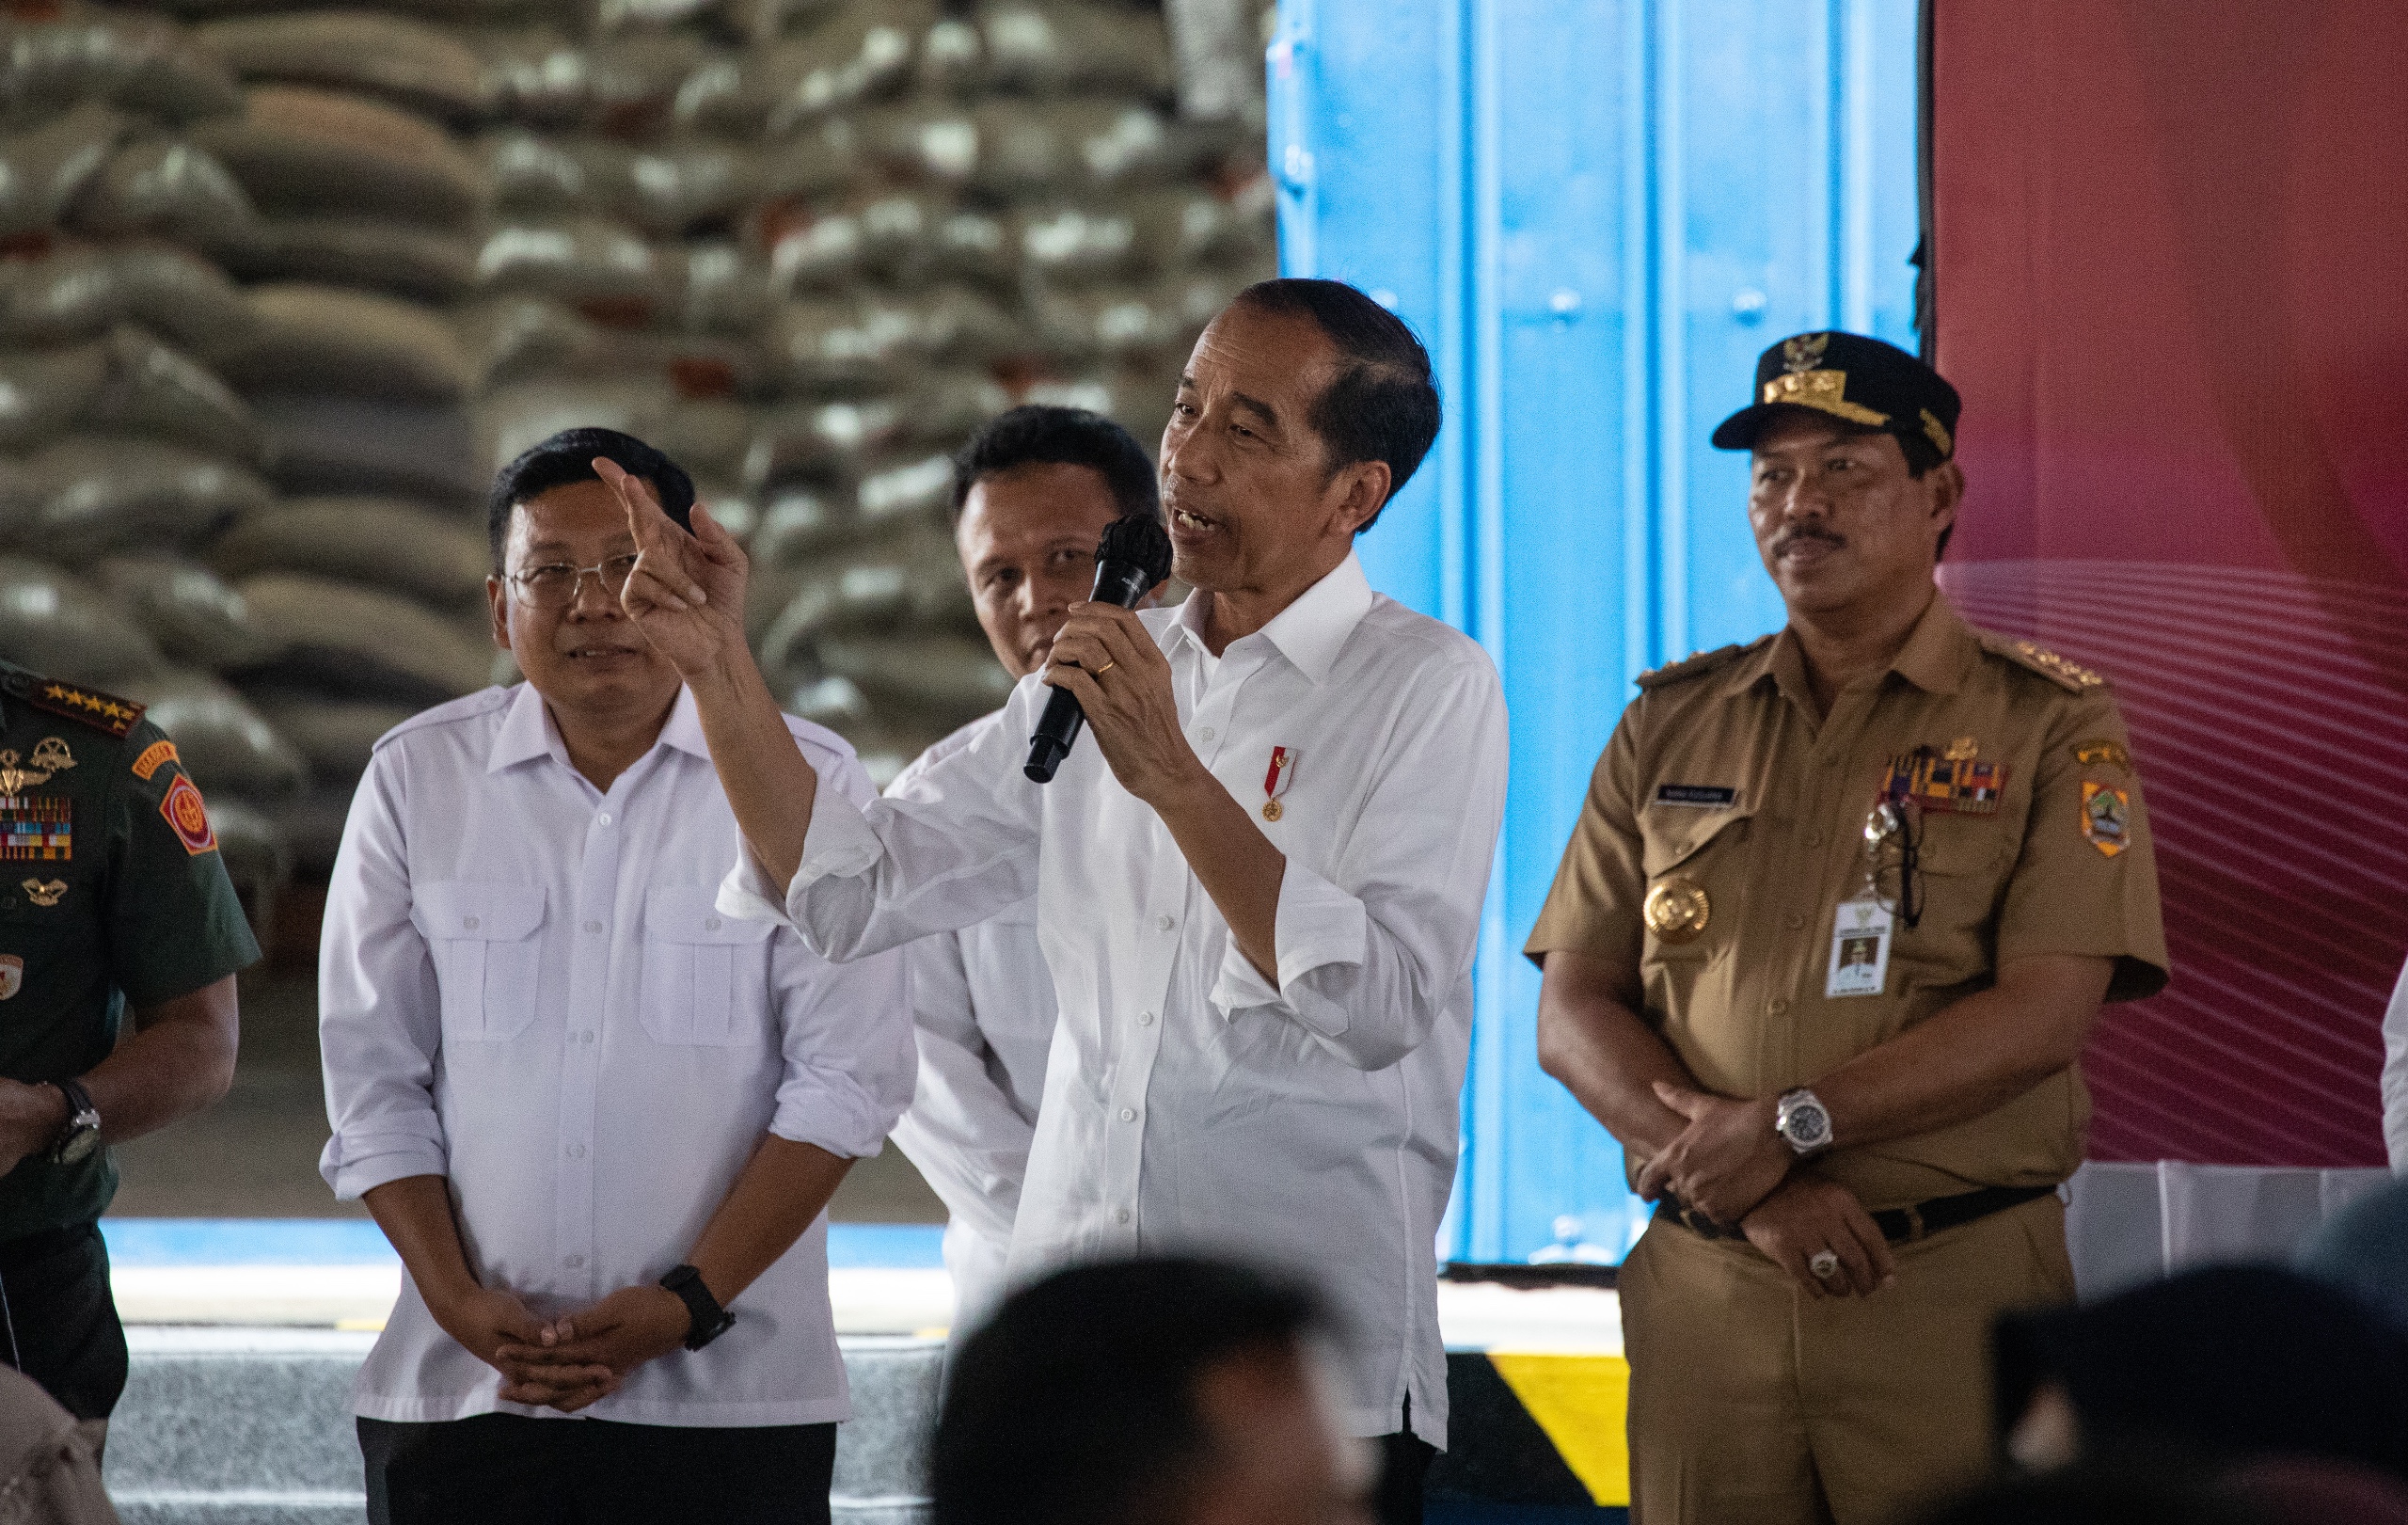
[1489,1352,1631,1507]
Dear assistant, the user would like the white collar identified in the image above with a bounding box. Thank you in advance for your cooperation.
[1169,552,1376,686]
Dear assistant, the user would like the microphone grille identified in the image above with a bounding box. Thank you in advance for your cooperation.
[1098,512,1174,585]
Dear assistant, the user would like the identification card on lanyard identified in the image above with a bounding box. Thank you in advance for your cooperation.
[1825,896,1894,998]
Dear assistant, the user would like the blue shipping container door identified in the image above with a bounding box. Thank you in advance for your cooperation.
[1271,0,1922,1263]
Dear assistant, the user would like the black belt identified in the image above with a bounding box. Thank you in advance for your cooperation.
[1661,1183,2056,1245]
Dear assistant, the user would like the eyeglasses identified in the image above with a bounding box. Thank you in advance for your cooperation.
[504,554,642,608]
[1864,800,1925,929]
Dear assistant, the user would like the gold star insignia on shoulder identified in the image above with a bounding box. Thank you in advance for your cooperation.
[20,676,144,738]
[1986,638,2107,692]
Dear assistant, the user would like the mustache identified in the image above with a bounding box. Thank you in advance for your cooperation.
[1771,526,1846,555]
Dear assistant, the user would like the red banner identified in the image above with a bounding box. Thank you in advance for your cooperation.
[1932,0,2408,1165]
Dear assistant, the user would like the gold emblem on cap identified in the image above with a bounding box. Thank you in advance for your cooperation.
[1643,877,1712,945]
[1782,332,1830,373]
[1761,368,1889,426]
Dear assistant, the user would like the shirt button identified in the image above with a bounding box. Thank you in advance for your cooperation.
[1805,831,1824,848]
[1198,726,1215,741]
[1137,1010,1154,1026]
[583,919,603,933]
[567,1143,586,1159]
[1119,1107,1136,1121]
[463,916,479,930]
[579,1031,595,1043]
[1156,914,1174,931]
[1785,913,1805,930]
[1115,1208,1132,1225]
[705,917,721,931]
[597,812,612,825]
[564,1254,584,1268]
[1769,997,1790,1015]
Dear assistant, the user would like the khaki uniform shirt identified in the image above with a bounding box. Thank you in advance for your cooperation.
[1526,595,2169,1211]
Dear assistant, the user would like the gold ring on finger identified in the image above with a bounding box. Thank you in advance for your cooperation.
[1094,660,1116,675]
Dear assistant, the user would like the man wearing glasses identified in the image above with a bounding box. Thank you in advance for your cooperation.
[317,428,913,1525]
[1528,335,2169,1525]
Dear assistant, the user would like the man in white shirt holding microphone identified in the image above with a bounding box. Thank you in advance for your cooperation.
[889,404,1163,1343]
[609,279,1510,1523]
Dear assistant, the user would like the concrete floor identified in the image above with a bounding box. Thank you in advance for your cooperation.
[108,966,948,1223]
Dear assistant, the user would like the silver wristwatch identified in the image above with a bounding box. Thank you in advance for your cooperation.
[1774,1088,1833,1157]
[47,1078,101,1166]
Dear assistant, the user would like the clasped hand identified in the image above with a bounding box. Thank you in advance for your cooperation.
[440,1283,692,1414]
[1632,1080,1791,1225]
[1041,603,1198,803]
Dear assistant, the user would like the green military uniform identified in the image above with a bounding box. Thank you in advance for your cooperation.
[0,659,258,1417]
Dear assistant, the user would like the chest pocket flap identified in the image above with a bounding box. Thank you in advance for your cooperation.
[413,881,547,943]
[642,885,771,1046]
[1640,802,1756,878]
[411,882,546,1041]
[643,885,773,945]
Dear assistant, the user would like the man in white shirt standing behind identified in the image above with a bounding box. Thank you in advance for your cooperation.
[611,279,1511,1525]
[888,405,1162,1343]
[318,428,913,1525]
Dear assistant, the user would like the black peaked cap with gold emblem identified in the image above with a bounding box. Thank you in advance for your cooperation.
[1710,330,1961,466]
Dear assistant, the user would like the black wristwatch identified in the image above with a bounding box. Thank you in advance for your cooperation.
[658,1264,735,1351]
[47,1078,100,1167]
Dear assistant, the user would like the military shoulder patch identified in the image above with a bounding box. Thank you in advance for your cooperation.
[1636,638,1763,691]
[131,739,178,781]
[2073,738,2131,771]
[1975,633,2106,693]
[159,772,217,855]
[8,672,145,738]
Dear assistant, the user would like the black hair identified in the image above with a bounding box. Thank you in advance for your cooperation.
[949,405,1159,524]
[1228,278,1442,532]
[486,426,696,570]
[933,1258,1328,1525]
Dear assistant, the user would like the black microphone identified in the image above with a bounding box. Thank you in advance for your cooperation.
[1024,513,1174,783]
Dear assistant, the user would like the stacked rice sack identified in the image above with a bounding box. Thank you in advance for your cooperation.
[0,0,1268,913]
[443,0,1274,784]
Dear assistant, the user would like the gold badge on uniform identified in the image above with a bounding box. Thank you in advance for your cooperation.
[2081,783,2130,857]
[1642,877,1712,945]
[130,739,178,782]
[0,750,52,793]
[1260,746,1295,822]
[27,737,72,774]
[21,877,66,907]
[0,955,19,999]
[2073,739,2131,771]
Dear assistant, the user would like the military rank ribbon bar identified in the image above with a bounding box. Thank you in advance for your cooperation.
[1261,746,1296,822]
[0,796,70,860]
[1878,746,2004,816]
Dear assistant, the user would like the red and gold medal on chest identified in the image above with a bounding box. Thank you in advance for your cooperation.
[1261,746,1296,822]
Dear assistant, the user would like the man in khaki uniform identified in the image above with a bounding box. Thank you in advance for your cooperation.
[1528,332,2167,1525]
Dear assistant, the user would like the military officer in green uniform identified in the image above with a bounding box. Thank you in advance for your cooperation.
[0,660,259,1425]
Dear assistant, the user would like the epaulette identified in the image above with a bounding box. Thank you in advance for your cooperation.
[1978,632,2107,693]
[1635,638,1763,691]
[2,668,144,738]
